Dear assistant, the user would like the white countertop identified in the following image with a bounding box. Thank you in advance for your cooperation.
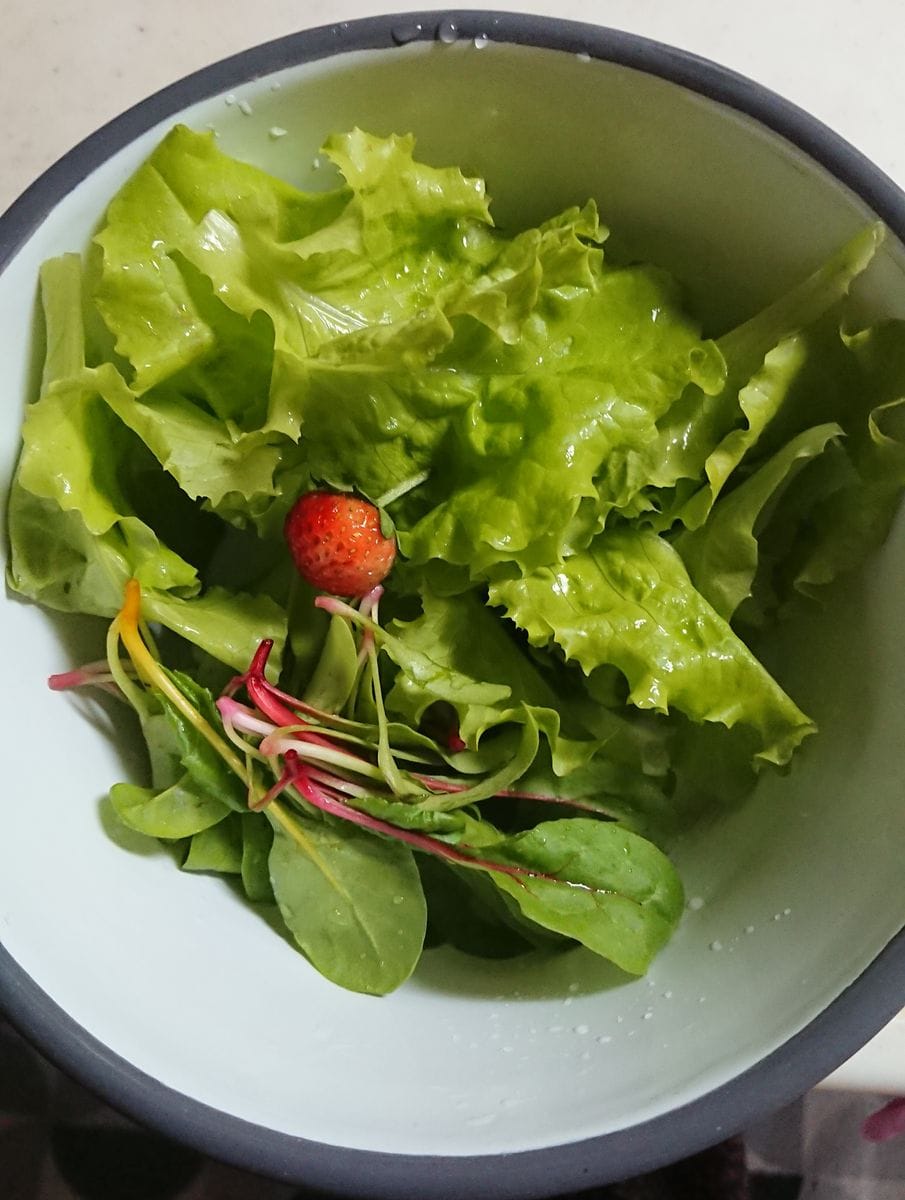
[4,0,905,1095]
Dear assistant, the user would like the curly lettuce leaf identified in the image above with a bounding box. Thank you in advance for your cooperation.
[92,124,351,389]
[630,226,882,527]
[383,585,656,777]
[8,255,286,671]
[398,267,725,572]
[675,423,843,621]
[727,318,905,624]
[489,527,815,765]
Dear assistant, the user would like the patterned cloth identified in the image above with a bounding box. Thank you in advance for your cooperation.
[2,1019,901,1200]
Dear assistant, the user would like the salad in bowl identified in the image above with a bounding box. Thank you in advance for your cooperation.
[8,122,904,996]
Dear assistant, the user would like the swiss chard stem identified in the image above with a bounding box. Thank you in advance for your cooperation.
[282,753,589,890]
[259,735,386,782]
[48,660,120,692]
[366,640,420,798]
[116,579,251,787]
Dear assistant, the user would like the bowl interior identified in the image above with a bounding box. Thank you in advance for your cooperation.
[2,31,905,1166]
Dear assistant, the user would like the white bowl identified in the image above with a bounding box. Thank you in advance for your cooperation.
[3,13,905,1197]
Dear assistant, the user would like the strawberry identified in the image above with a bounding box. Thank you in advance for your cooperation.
[284,490,397,597]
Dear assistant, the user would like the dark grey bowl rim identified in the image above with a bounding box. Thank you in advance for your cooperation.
[3,11,905,1198]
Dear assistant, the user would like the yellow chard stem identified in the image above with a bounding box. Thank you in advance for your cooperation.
[117,579,250,785]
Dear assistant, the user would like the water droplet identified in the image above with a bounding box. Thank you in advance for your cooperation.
[616,1015,624,1024]
[574,1024,589,1035]
[500,1045,514,1053]
[268,126,288,140]
[576,51,591,63]
[270,80,282,91]
[745,925,756,934]
[597,1035,612,1045]
[783,907,792,916]
[474,33,490,49]
[237,99,253,116]
[563,996,573,1007]
[568,981,579,994]
[436,19,458,43]
[773,913,782,922]
[662,990,673,1000]
[643,1010,653,1021]
[392,21,423,44]
[392,895,405,905]
[688,896,705,911]
[710,939,723,952]
[224,93,236,106]
[548,1024,564,1034]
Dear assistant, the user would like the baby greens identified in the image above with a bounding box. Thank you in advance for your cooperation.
[8,127,905,994]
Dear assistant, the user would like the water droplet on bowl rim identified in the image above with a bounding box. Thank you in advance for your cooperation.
[436,18,458,43]
[392,21,423,45]
[474,33,490,49]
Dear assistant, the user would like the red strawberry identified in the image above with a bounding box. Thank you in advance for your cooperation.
[284,490,397,597]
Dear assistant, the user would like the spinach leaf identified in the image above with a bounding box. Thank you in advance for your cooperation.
[158,671,248,812]
[182,814,244,874]
[485,818,684,976]
[266,805,426,996]
[240,814,275,903]
[418,855,549,959]
[109,778,231,840]
[302,613,360,714]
